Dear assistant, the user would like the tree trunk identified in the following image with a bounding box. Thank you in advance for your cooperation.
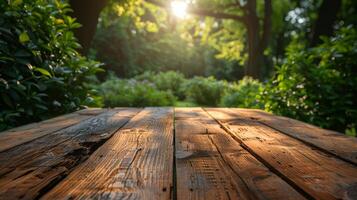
[244,0,272,80]
[245,16,262,79]
[310,0,341,46]
[69,0,108,54]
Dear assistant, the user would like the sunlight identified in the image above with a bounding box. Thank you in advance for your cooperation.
[171,1,188,19]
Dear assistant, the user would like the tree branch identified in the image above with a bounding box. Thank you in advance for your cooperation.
[188,8,246,22]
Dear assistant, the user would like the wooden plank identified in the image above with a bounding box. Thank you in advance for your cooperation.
[0,108,140,200]
[175,108,305,200]
[210,108,357,165]
[0,108,108,152]
[75,108,109,115]
[42,107,174,200]
[206,108,357,200]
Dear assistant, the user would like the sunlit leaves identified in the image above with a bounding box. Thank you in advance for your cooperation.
[198,19,246,63]
[113,4,125,16]
[33,67,52,77]
[146,22,158,32]
[10,0,22,6]
[19,32,29,43]
[263,27,357,133]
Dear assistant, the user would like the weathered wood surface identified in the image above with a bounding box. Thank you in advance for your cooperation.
[0,108,107,153]
[42,107,174,200]
[207,108,357,165]
[0,108,141,200]
[206,108,357,200]
[0,107,356,200]
[175,108,304,200]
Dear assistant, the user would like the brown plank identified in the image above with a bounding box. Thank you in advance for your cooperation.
[75,107,109,115]
[0,108,140,200]
[42,107,174,200]
[0,108,108,152]
[210,108,357,165]
[175,108,305,200]
[206,108,357,200]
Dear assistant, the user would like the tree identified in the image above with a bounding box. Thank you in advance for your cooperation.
[310,0,341,46]
[146,0,272,79]
[69,0,108,54]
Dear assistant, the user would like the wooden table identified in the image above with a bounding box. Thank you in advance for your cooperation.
[0,107,356,200]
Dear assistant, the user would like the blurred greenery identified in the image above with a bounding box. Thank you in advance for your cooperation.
[89,0,243,80]
[94,71,264,108]
[93,72,176,107]
[134,71,186,99]
[221,77,264,108]
[182,76,228,106]
[1,0,357,136]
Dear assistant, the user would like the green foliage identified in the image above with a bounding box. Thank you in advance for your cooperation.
[96,72,258,107]
[263,27,357,132]
[90,1,239,79]
[134,71,187,100]
[346,127,356,137]
[95,74,176,107]
[96,71,265,109]
[221,77,264,108]
[0,0,102,130]
[183,76,227,106]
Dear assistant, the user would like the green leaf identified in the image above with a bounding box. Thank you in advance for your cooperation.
[34,67,52,77]
[35,104,48,111]
[19,32,29,43]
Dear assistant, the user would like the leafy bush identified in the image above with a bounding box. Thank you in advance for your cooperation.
[262,27,357,132]
[135,71,187,100]
[0,0,102,130]
[221,77,264,108]
[95,75,176,107]
[183,76,227,106]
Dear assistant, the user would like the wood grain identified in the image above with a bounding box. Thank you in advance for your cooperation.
[0,108,107,152]
[208,108,357,165]
[206,108,357,200]
[175,108,305,200]
[0,108,140,200]
[42,107,174,200]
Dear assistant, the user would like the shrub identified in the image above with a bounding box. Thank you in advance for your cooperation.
[262,27,357,133]
[221,77,264,108]
[134,71,187,99]
[96,75,176,107]
[0,0,102,131]
[183,76,227,106]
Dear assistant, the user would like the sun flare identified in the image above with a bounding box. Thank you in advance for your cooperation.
[171,1,188,19]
